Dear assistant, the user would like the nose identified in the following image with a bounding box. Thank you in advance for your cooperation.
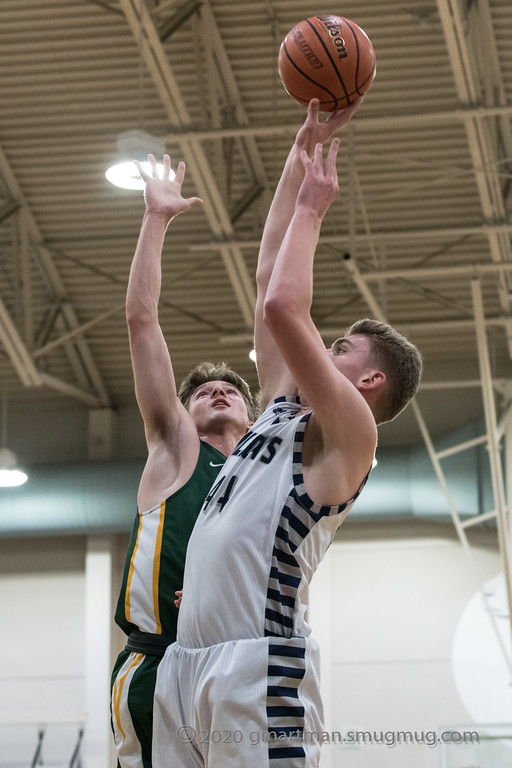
[210,384,226,397]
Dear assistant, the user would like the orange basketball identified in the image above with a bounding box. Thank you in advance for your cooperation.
[278,14,376,112]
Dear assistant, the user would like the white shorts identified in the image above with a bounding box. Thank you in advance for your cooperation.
[152,635,323,768]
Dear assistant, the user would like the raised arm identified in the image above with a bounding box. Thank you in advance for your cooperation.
[264,141,377,503]
[255,99,361,407]
[126,155,203,505]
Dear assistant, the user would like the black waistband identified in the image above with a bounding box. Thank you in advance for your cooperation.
[125,629,176,658]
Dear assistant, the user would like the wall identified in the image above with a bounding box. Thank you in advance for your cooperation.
[309,522,506,768]
[0,522,506,768]
[0,537,86,766]
[0,535,127,768]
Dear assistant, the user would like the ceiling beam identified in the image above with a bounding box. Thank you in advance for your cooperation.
[0,298,41,388]
[188,224,512,252]
[0,295,103,408]
[0,144,111,406]
[159,0,203,42]
[219,316,512,347]
[437,0,512,356]
[344,259,512,283]
[118,0,256,327]
[165,103,512,143]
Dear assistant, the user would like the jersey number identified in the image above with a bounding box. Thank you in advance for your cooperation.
[203,474,238,513]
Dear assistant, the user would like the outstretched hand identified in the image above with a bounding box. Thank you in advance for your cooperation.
[294,97,361,157]
[135,154,203,220]
[296,138,340,220]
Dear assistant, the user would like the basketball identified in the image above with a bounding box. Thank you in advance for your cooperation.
[278,14,376,112]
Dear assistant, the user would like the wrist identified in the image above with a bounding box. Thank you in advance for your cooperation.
[142,208,173,227]
[294,203,324,224]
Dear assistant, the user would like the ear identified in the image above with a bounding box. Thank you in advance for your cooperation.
[359,370,386,391]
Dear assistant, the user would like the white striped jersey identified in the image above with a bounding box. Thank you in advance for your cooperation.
[177,397,369,648]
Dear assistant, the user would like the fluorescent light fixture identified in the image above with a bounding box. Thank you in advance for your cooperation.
[0,448,28,487]
[249,348,257,363]
[105,130,174,191]
[106,160,172,190]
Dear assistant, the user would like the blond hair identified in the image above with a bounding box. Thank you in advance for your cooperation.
[178,362,255,422]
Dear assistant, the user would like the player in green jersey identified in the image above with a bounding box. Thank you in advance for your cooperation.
[110,155,254,768]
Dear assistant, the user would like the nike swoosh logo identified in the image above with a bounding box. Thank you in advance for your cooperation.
[209,461,224,467]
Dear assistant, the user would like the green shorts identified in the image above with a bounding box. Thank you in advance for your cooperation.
[111,649,161,768]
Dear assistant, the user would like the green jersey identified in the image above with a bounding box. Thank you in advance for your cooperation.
[115,440,226,639]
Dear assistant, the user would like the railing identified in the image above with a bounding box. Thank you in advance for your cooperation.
[0,716,85,768]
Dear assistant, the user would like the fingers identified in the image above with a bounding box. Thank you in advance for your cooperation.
[147,153,158,176]
[302,140,339,179]
[310,142,329,170]
[314,142,323,163]
[306,98,320,122]
[174,159,185,186]
[300,96,361,151]
[138,153,175,181]
[329,96,363,129]
[300,148,312,171]
[133,159,149,182]
[136,154,203,208]
[301,142,329,170]
[186,196,204,209]
[175,161,204,207]
[163,153,172,179]
[326,137,340,172]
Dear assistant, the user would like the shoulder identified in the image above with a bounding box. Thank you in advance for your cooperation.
[137,419,202,512]
[301,410,376,506]
[258,395,302,421]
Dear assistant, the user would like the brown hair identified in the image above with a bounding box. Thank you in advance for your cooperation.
[346,318,423,424]
[178,361,255,422]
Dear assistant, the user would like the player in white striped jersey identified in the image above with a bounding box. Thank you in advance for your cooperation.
[153,102,422,767]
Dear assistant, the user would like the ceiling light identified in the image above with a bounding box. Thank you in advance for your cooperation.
[105,130,173,190]
[249,348,257,363]
[0,448,28,487]
[0,389,28,487]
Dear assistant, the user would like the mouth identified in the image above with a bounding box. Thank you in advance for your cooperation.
[212,399,229,408]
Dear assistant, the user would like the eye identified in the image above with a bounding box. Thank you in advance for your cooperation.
[334,338,349,355]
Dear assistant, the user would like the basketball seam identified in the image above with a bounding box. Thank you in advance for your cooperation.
[342,18,375,94]
[281,41,339,103]
[343,19,361,92]
[356,64,376,92]
[306,17,350,108]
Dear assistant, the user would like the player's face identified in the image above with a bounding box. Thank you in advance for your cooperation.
[327,334,373,386]
[188,380,249,433]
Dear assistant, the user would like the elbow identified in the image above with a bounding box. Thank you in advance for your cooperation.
[263,290,298,333]
[125,301,157,332]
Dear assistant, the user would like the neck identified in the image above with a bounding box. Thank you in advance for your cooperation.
[199,429,244,457]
